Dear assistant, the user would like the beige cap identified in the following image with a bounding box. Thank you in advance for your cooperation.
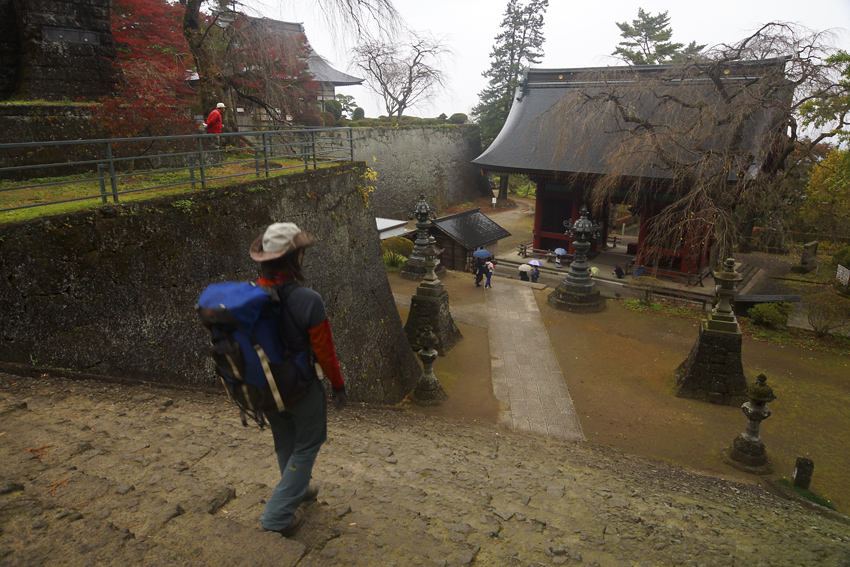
[249,223,315,261]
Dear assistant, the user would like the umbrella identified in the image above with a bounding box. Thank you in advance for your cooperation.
[527,259,542,266]
[472,249,491,259]
[554,248,568,256]
[518,264,533,272]
[589,267,600,276]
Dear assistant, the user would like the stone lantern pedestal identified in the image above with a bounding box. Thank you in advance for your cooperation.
[548,205,606,313]
[404,237,462,354]
[724,374,776,474]
[676,258,748,405]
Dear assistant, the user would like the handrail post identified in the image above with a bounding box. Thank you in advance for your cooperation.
[262,133,269,177]
[97,163,108,204]
[188,155,196,190]
[105,142,119,202]
[254,148,260,178]
[311,131,317,170]
[196,136,207,190]
[349,127,354,161]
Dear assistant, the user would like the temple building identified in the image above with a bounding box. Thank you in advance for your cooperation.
[472,59,791,280]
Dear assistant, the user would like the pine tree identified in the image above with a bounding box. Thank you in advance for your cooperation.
[473,0,548,149]
[612,8,704,65]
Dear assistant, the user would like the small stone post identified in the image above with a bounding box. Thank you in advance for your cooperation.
[724,373,777,474]
[792,457,815,490]
[410,325,447,406]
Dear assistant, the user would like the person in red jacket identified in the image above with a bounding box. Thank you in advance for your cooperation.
[204,102,225,135]
[249,222,347,538]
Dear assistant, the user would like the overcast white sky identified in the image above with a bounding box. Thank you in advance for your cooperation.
[252,0,850,118]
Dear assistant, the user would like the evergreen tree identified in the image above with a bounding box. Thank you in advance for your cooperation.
[612,8,704,65]
[473,0,548,149]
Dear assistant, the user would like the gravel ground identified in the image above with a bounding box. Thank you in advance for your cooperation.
[2,373,848,567]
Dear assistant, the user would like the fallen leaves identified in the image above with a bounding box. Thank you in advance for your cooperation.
[47,479,67,496]
[26,444,50,459]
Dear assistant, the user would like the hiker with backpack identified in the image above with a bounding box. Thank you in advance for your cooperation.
[250,222,348,537]
[198,222,347,538]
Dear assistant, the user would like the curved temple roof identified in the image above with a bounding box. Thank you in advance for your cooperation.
[472,58,792,181]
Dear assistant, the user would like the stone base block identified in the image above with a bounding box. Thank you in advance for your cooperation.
[723,442,773,475]
[411,383,448,406]
[675,323,747,405]
[404,292,462,354]
[547,286,606,313]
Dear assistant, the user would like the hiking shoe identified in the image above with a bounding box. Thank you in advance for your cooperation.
[265,508,304,538]
[302,485,319,503]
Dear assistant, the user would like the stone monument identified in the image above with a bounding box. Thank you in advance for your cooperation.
[402,194,446,282]
[403,236,462,354]
[791,241,818,274]
[675,258,748,405]
[547,205,606,313]
[724,373,776,474]
[409,325,447,406]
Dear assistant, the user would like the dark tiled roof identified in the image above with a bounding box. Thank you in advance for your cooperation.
[246,17,364,86]
[432,209,511,250]
[472,58,791,180]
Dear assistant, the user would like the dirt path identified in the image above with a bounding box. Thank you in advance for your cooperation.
[392,203,850,513]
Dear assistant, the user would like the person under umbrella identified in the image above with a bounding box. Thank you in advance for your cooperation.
[554,248,568,268]
[518,263,532,282]
[528,260,541,283]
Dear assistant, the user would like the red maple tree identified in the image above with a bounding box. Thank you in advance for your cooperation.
[93,0,195,139]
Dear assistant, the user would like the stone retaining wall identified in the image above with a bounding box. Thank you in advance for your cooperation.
[351,126,490,219]
[0,163,421,403]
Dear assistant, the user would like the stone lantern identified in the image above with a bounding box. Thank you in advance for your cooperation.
[410,325,447,406]
[675,257,748,404]
[404,236,462,354]
[725,373,777,474]
[402,194,445,281]
[547,205,606,313]
[707,257,744,333]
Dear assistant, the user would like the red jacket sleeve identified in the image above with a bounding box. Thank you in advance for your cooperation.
[308,319,344,389]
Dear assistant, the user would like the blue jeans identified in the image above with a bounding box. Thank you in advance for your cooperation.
[260,379,327,531]
[485,272,493,287]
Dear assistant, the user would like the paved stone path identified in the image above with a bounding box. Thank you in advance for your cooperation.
[3,374,849,567]
[485,277,585,442]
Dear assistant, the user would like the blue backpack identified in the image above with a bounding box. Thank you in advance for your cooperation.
[196,281,314,427]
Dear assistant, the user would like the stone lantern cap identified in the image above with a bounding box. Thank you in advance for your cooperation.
[422,237,443,259]
[747,374,777,403]
[713,257,743,285]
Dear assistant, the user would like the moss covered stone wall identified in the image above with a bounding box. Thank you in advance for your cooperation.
[0,163,421,403]
[351,125,491,219]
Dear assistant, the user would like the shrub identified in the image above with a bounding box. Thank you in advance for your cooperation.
[352,107,365,120]
[380,236,414,257]
[626,276,664,304]
[803,292,850,337]
[383,251,408,269]
[747,302,793,328]
[324,99,343,121]
[449,113,468,124]
[319,111,336,126]
[832,246,850,269]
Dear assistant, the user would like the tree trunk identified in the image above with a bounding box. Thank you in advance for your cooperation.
[183,0,231,126]
[499,173,509,200]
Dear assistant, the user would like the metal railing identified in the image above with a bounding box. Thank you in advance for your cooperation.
[0,127,355,214]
